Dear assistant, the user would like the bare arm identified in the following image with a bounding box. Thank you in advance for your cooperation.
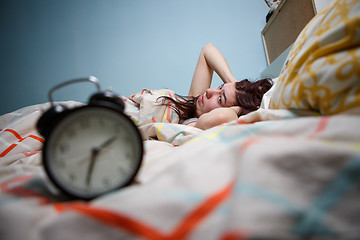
[188,43,237,97]
[193,107,239,130]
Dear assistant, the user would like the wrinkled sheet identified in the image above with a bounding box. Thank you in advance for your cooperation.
[123,89,203,146]
[0,98,359,239]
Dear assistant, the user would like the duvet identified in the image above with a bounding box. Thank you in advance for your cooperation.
[0,90,359,239]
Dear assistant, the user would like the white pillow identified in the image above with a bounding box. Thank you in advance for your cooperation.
[269,0,360,115]
[260,77,279,109]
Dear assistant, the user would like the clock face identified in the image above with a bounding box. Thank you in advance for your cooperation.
[43,106,143,200]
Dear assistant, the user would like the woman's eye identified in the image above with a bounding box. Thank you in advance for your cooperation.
[218,96,222,104]
[219,84,224,90]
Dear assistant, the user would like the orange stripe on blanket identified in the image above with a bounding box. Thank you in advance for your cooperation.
[2,129,44,143]
[239,138,262,154]
[167,90,174,99]
[307,116,330,139]
[28,135,44,143]
[5,186,51,204]
[166,105,171,122]
[0,144,17,157]
[54,202,164,239]
[1,175,33,192]
[162,102,172,123]
[23,150,41,157]
[53,182,234,239]
[1,175,51,204]
[3,129,23,140]
[167,182,234,239]
[0,129,44,157]
[220,231,247,240]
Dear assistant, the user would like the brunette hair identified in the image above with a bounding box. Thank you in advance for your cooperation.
[235,78,273,116]
[159,78,272,121]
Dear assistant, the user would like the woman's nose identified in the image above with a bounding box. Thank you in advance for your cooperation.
[205,88,219,99]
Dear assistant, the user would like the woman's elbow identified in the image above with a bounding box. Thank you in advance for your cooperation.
[202,43,214,52]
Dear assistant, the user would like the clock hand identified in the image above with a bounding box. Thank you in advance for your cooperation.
[94,136,117,153]
[85,136,117,186]
[86,148,99,186]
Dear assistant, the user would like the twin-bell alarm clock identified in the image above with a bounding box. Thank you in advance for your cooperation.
[37,76,143,200]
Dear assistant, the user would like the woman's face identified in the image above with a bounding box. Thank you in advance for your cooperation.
[195,82,237,117]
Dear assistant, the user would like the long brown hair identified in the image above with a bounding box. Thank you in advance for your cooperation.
[235,78,273,116]
[159,78,273,121]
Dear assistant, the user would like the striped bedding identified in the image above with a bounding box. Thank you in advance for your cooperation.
[0,96,359,239]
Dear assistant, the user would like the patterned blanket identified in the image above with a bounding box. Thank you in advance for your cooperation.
[0,88,359,239]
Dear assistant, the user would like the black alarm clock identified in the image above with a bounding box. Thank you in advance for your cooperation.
[37,76,143,200]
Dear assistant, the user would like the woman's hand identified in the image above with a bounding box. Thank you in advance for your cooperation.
[194,107,238,130]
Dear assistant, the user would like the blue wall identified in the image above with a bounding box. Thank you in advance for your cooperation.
[0,0,269,115]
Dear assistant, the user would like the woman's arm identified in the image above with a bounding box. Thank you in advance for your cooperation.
[193,107,239,130]
[188,43,238,97]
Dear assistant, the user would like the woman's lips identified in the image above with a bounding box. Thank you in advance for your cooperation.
[199,95,204,104]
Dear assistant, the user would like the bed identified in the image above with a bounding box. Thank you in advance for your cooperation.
[1,0,359,239]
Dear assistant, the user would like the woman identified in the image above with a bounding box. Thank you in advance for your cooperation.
[161,43,272,130]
